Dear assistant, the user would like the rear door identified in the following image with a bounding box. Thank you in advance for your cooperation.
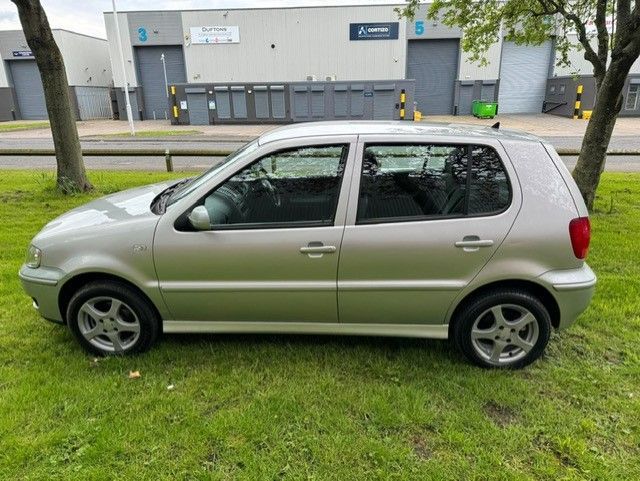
[337,136,521,325]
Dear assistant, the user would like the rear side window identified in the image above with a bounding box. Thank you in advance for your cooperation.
[357,144,510,223]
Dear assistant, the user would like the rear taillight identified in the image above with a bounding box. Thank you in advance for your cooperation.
[569,217,591,259]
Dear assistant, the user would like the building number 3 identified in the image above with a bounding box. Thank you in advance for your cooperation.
[138,27,147,42]
[415,20,425,35]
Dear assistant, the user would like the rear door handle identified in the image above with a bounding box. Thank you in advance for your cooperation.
[300,243,336,258]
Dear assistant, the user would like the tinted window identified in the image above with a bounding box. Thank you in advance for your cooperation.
[357,144,468,223]
[468,146,511,215]
[357,144,509,223]
[202,145,347,228]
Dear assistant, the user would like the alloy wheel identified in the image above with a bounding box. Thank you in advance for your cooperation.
[77,296,141,353]
[470,303,539,365]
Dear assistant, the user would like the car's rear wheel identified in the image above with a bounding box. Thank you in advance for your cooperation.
[452,289,551,369]
[66,281,160,356]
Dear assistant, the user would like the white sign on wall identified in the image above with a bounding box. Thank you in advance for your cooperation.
[190,26,240,44]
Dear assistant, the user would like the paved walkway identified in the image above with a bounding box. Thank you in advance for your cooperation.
[2,114,640,140]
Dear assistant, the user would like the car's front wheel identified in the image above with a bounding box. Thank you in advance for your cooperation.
[452,289,552,369]
[66,281,160,355]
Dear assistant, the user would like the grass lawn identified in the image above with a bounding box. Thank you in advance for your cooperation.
[0,121,50,133]
[99,130,204,138]
[0,170,639,480]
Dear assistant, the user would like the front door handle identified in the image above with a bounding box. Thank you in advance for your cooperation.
[455,239,494,248]
[300,242,336,258]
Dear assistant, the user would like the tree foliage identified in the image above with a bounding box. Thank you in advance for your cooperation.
[398,0,640,209]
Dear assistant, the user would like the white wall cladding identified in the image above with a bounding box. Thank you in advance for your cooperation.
[53,31,112,87]
[0,30,111,89]
[459,42,502,81]
[181,6,406,82]
[551,34,640,76]
[104,13,138,87]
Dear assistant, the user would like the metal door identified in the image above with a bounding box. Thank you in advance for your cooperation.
[337,136,521,325]
[135,45,186,120]
[9,60,47,120]
[76,86,112,120]
[186,93,209,125]
[407,39,459,115]
[498,40,552,113]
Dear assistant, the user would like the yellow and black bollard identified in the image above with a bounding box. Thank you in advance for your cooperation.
[171,85,179,121]
[573,84,583,119]
[399,89,406,120]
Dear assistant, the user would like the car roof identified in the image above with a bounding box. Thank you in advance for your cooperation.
[258,120,543,145]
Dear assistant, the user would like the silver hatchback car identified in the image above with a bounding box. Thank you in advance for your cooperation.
[20,121,595,368]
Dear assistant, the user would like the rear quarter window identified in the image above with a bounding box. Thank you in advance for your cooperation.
[467,145,511,215]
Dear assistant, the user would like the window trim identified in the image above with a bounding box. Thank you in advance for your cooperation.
[354,142,513,226]
[176,143,350,231]
[624,83,639,111]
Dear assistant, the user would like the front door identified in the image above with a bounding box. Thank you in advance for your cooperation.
[154,141,354,323]
[338,138,520,324]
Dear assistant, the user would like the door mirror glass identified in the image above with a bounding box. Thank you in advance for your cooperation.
[188,205,211,231]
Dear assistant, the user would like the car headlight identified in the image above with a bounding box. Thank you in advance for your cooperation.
[26,245,42,268]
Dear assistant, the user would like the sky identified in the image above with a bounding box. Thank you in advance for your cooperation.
[0,0,402,39]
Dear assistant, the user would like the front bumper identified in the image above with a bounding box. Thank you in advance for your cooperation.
[19,265,65,323]
[537,264,597,329]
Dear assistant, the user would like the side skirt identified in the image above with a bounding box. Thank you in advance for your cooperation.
[162,321,449,339]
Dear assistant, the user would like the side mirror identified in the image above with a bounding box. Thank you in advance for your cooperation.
[187,205,211,231]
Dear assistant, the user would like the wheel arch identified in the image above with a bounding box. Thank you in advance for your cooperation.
[58,272,163,325]
[447,279,561,335]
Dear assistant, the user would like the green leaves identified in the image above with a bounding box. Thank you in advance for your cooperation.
[397,0,603,70]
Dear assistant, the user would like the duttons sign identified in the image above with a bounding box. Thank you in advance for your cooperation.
[190,26,240,44]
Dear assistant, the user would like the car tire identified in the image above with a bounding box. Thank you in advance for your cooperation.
[66,281,160,356]
[451,289,552,369]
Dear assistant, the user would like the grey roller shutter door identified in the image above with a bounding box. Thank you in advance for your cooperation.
[186,93,209,125]
[270,86,286,119]
[9,60,47,120]
[407,39,459,115]
[214,87,231,119]
[498,40,552,113]
[254,86,269,119]
[136,45,186,120]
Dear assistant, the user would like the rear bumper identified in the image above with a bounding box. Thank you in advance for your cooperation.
[537,264,596,329]
[19,265,65,324]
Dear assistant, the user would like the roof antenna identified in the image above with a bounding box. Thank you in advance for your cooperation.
[491,121,500,129]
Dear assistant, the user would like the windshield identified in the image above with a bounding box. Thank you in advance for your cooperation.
[166,139,260,207]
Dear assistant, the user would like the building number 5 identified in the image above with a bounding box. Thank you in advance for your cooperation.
[415,20,425,35]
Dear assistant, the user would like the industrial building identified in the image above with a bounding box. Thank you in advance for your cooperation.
[102,3,640,124]
[0,29,113,122]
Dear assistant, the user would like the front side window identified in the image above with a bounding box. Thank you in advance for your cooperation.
[357,143,510,223]
[625,84,639,110]
[201,145,348,228]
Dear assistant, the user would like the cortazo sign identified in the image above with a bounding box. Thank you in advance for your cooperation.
[350,22,399,41]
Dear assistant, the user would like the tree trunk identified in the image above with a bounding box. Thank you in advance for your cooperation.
[572,53,638,210]
[11,0,92,193]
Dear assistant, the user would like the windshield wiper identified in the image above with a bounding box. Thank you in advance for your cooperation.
[151,178,192,214]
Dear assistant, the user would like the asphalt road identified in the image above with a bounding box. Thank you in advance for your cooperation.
[0,134,638,152]
[1,154,639,172]
[1,134,639,172]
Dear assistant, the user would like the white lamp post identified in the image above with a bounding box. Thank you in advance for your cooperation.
[112,0,135,136]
